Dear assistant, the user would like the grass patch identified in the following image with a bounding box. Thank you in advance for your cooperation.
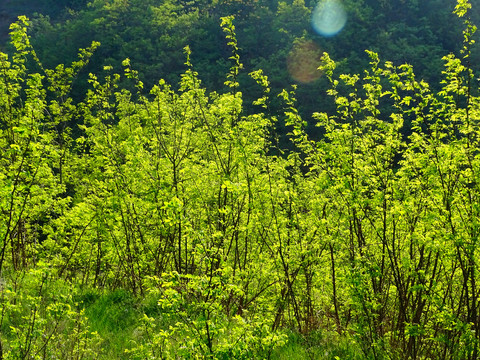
[80,288,141,359]
[273,329,364,360]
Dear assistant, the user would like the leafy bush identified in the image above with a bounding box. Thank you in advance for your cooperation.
[1,2,480,358]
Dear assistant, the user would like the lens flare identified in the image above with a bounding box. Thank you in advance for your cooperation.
[311,0,347,37]
[287,40,323,84]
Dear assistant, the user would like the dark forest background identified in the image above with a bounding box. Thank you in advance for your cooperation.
[1,0,477,135]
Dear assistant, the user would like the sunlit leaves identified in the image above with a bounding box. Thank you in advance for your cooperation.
[1,2,480,358]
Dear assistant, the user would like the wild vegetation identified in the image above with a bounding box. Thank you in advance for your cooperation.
[2,0,475,131]
[1,0,480,358]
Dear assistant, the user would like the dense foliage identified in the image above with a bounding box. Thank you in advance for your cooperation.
[2,0,476,125]
[1,0,480,358]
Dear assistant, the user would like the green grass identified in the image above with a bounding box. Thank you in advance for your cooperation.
[78,289,365,359]
[272,329,364,360]
[79,288,142,359]
[75,287,364,359]
[1,275,364,359]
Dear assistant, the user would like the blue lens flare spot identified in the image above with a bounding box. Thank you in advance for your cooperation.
[311,0,347,37]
